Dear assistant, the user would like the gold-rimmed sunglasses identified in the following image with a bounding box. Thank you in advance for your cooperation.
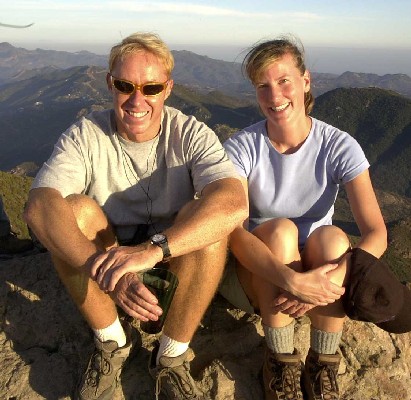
[109,74,168,97]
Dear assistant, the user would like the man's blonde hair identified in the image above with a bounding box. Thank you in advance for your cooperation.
[108,32,174,77]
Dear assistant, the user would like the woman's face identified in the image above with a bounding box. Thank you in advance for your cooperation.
[255,53,310,131]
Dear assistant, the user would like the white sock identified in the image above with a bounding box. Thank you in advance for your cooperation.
[156,334,189,365]
[93,316,127,347]
[263,321,295,354]
[310,327,342,355]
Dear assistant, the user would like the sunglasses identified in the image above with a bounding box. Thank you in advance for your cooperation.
[110,75,168,97]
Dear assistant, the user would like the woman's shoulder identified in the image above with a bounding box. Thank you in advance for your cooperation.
[311,117,354,145]
[226,120,267,145]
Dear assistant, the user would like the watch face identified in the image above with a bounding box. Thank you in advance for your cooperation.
[151,233,166,243]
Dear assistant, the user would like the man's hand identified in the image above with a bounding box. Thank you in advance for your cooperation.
[110,273,163,321]
[285,263,345,306]
[88,244,162,291]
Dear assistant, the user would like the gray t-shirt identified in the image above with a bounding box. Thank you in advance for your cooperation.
[224,117,370,246]
[33,106,238,241]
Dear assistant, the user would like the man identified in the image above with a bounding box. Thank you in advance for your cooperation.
[0,195,32,255]
[24,32,247,400]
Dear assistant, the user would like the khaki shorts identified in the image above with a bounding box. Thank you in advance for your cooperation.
[218,253,255,315]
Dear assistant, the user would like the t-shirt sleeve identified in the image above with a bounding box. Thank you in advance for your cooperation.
[328,130,370,184]
[184,119,240,194]
[32,126,90,197]
[223,134,250,178]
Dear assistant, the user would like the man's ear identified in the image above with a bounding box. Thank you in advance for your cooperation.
[164,79,174,100]
[106,73,113,92]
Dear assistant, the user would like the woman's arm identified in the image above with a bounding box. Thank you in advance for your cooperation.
[230,177,345,306]
[345,169,387,257]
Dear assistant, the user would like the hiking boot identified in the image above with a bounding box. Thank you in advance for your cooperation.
[262,346,303,400]
[303,348,341,400]
[149,341,207,399]
[76,322,134,400]
[0,232,33,255]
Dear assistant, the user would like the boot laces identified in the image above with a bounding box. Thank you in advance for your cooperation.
[314,364,339,400]
[269,359,301,400]
[155,360,199,400]
[85,349,112,391]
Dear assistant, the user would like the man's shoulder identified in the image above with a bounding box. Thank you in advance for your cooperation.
[81,109,113,130]
[163,105,200,125]
[68,109,113,140]
[162,106,211,138]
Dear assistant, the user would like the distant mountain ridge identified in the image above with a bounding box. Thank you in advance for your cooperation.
[0,44,410,199]
[2,43,411,99]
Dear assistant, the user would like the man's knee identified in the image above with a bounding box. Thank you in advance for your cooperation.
[66,194,101,226]
[66,194,116,248]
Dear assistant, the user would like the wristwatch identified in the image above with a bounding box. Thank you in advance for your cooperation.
[150,233,172,262]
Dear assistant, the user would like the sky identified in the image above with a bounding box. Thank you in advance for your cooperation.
[1,0,411,75]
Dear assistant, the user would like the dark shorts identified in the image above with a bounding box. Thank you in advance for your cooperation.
[218,253,256,315]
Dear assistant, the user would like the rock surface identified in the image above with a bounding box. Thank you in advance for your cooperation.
[1,252,410,400]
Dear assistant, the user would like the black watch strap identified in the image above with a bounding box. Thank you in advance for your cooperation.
[150,233,171,262]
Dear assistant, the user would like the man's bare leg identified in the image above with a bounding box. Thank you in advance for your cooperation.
[163,238,227,342]
[50,194,119,329]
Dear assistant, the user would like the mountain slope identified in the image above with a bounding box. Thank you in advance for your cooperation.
[0,65,259,171]
[0,62,409,199]
[312,87,411,196]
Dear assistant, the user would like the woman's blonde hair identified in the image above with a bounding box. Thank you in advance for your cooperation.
[243,35,314,114]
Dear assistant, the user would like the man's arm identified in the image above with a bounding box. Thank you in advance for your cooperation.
[163,177,247,257]
[92,177,248,291]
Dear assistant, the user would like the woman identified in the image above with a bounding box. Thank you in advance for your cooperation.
[221,37,387,400]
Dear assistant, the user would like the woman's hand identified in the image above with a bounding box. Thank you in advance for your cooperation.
[271,293,316,318]
[284,263,345,305]
[272,263,345,317]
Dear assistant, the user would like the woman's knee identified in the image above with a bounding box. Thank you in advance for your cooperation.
[252,218,299,262]
[252,218,298,242]
[304,225,350,268]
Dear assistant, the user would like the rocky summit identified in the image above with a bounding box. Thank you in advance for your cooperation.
[1,252,410,400]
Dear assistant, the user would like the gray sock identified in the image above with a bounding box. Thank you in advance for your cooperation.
[310,327,342,355]
[263,321,295,354]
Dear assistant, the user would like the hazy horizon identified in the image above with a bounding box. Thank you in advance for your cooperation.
[5,39,411,77]
[2,1,411,76]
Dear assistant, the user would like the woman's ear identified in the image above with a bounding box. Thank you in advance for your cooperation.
[303,70,311,93]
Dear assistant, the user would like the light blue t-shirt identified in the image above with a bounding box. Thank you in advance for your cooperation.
[224,117,369,247]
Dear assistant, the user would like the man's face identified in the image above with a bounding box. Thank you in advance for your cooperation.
[108,51,173,142]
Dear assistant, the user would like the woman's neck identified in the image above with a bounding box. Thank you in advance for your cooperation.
[267,116,312,154]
